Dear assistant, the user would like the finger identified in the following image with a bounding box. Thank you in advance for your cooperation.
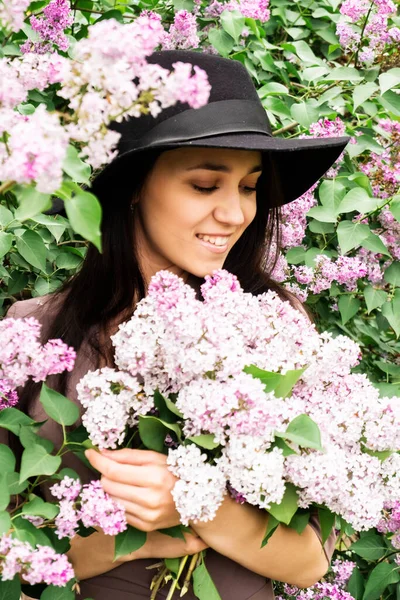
[101,477,161,509]
[100,448,167,466]
[85,450,154,486]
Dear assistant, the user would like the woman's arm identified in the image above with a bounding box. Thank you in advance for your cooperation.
[86,449,331,588]
[67,528,208,581]
[191,495,329,588]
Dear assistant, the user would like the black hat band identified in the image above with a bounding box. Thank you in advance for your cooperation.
[136,99,272,149]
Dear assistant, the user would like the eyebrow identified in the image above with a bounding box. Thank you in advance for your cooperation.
[185,162,263,174]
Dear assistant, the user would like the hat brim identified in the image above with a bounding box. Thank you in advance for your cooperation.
[90,132,350,207]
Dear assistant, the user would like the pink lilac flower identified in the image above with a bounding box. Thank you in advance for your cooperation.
[331,558,356,585]
[21,0,73,54]
[360,118,400,199]
[162,10,200,50]
[50,477,127,538]
[281,189,317,249]
[167,444,227,525]
[0,535,74,586]
[58,17,210,169]
[0,104,69,193]
[0,379,18,410]
[205,0,270,22]
[301,118,348,177]
[0,317,75,400]
[80,481,127,535]
[0,0,30,32]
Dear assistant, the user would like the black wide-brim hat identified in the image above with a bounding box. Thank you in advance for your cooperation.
[91,50,350,207]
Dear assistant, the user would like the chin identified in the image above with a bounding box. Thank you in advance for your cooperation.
[187,261,226,279]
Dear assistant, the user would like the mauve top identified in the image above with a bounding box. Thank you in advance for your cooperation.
[5,295,336,600]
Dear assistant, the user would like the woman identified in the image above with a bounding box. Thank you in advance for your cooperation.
[7,50,349,599]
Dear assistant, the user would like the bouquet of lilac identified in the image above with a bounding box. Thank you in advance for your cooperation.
[79,270,400,533]
[78,270,400,549]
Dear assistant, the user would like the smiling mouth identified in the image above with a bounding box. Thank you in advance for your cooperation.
[196,234,231,247]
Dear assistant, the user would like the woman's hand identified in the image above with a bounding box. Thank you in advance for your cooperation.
[85,448,181,531]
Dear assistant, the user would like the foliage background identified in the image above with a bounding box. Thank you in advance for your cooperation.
[0,0,399,598]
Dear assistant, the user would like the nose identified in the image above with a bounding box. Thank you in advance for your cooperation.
[213,192,246,226]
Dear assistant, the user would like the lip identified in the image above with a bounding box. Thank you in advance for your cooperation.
[196,234,230,254]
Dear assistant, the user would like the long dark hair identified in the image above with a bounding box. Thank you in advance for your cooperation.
[17,149,291,413]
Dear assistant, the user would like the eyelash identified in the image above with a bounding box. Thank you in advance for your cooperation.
[193,184,257,195]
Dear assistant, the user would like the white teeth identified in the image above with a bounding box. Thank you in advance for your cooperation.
[197,234,229,246]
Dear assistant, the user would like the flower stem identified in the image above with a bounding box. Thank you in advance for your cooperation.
[0,180,15,195]
[150,566,168,600]
[165,555,189,600]
[180,553,200,597]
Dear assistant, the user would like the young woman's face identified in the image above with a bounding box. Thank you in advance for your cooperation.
[135,147,262,282]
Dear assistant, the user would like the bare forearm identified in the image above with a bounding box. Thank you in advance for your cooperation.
[67,530,129,581]
[191,496,329,588]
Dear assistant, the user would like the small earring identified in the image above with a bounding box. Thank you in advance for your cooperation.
[130,203,135,213]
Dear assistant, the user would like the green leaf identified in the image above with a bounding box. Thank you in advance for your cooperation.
[351,533,391,561]
[379,68,400,95]
[0,475,10,511]
[268,483,298,525]
[12,514,52,547]
[31,214,68,243]
[391,196,400,223]
[158,525,186,540]
[375,360,400,377]
[276,414,322,450]
[163,395,184,418]
[301,66,329,81]
[40,585,75,600]
[363,562,400,600]
[62,144,91,184]
[0,407,34,435]
[0,205,14,226]
[261,514,279,547]
[114,526,147,561]
[193,561,222,600]
[138,415,181,453]
[258,82,289,97]
[290,41,320,65]
[384,262,400,286]
[0,510,11,535]
[318,508,336,545]
[0,577,21,600]
[63,183,102,251]
[353,83,378,110]
[7,472,28,495]
[40,384,79,427]
[187,434,219,450]
[208,28,235,57]
[378,90,400,116]
[0,444,16,473]
[164,557,180,575]
[361,232,391,257]
[290,102,319,128]
[172,0,194,9]
[19,425,54,453]
[20,444,61,482]
[285,246,306,264]
[337,221,371,254]
[347,134,384,159]
[338,295,360,325]
[382,291,400,337]
[14,186,51,221]
[244,365,306,398]
[55,252,82,270]
[348,567,365,600]
[308,220,335,234]
[263,97,292,119]
[339,188,379,214]
[364,286,388,314]
[273,437,297,457]
[16,229,47,271]
[288,510,310,534]
[307,179,346,222]
[220,9,245,43]
[23,496,59,520]
[325,66,363,81]
[0,231,13,258]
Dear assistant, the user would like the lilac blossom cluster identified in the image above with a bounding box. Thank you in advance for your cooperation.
[0,0,30,32]
[79,269,400,530]
[0,316,75,409]
[162,10,200,50]
[0,535,74,586]
[205,0,270,22]
[360,118,400,200]
[0,16,210,192]
[50,476,127,538]
[276,559,356,600]
[21,0,73,54]
[337,0,400,64]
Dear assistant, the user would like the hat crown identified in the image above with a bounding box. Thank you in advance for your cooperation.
[113,50,263,152]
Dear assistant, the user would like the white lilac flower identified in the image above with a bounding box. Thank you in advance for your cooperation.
[167,444,226,525]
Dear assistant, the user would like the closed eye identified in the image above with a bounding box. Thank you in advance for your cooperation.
[193,185,257,194]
